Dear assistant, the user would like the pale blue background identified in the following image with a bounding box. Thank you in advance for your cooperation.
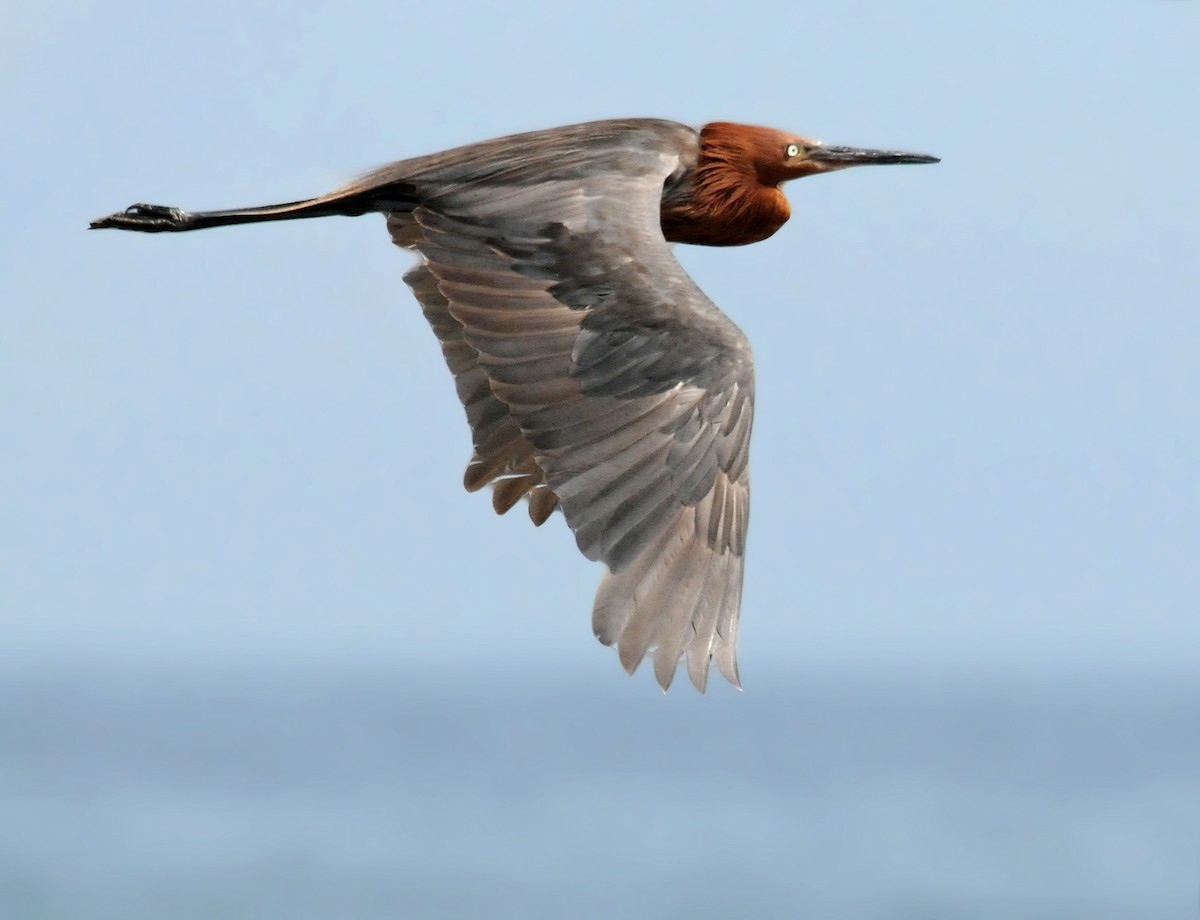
[2,2,1198,917]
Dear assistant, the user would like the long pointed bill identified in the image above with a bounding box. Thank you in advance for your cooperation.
[807,145,941,168]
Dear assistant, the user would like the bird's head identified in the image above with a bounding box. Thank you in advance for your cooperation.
[701,122,940,187]
[664,122,939,246]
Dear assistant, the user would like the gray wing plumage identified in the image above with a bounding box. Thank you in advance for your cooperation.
[364,120,754,691]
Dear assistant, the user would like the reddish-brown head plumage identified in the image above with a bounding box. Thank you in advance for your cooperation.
[660,121,940,248]
[662,123,798,247]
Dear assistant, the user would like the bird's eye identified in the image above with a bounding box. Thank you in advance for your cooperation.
[785,143,801,157]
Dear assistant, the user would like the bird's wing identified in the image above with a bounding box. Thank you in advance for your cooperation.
[376,120,754,691]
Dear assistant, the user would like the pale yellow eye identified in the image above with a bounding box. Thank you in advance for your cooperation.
[785,143,801,157]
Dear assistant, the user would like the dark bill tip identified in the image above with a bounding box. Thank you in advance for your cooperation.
[810,145,940,167]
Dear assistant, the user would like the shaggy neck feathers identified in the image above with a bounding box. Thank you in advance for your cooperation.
[660,122,792,247]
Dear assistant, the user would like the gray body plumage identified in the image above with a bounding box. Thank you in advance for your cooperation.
[364,120,754,691]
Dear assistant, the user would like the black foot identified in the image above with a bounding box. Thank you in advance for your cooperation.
[89,203,195,232]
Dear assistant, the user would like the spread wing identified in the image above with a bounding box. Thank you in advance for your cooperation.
[368,120,754,691]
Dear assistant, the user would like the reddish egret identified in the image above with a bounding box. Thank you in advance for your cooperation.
[91,119,938,692]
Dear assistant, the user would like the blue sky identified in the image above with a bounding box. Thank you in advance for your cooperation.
[3,1,1197,684]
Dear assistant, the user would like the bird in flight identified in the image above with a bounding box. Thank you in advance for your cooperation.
[92,118,938,692]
